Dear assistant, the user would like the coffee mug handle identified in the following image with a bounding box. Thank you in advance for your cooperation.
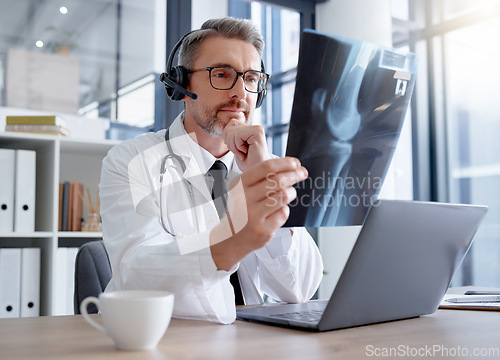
[80,296,105,332]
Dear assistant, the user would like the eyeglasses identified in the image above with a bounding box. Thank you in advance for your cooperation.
[189,66,270,94]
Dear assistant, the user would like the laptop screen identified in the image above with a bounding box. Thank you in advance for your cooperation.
[284,29,418,227]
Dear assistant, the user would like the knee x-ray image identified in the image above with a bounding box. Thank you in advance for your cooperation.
[285,29,418,227]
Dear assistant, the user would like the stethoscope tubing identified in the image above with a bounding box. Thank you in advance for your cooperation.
[159,128,199,237]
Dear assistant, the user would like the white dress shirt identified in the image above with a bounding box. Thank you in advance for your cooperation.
[99,113,323,324]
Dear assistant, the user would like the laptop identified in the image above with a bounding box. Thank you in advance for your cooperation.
[236,199,488,332]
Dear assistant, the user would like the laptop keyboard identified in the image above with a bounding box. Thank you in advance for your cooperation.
[269,309,324,323]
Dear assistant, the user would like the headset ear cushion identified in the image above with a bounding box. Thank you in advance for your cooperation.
[168,66,189,101]
[256,88,266,108]
[163,75,174,99]
[255,60,267,108]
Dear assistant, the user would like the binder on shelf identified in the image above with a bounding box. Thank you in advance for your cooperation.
[54,247,67,315]
[54,247,78,315]
[66,247,78,315]
[14,150,36,232]
[0,248,22,318]
[0,149,15,232]
[20,248,41,317]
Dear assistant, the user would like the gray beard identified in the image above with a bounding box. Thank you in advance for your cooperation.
[190,99,251,137]
[195,116,224,138]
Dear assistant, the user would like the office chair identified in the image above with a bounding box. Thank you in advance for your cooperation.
[74,240,112,314]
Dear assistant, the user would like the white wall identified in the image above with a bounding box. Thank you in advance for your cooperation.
[191,0,229,29]
[314,0,393,299]
[153,0,167,73]
[120,0,155,87]
[316,0,392,46]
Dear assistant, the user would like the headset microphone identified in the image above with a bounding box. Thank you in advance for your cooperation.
[160,72,198,100]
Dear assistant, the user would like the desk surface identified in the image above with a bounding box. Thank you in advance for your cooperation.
[1,307,499,360]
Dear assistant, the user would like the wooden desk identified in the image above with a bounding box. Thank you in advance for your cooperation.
[1,309,499,360]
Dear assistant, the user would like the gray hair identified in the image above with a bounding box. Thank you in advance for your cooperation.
[178,17,264,70]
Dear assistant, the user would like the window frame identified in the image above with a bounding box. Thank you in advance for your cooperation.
[229,0,320,156]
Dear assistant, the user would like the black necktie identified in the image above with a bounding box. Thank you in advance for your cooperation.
[208,160,228,219]
[208,161,244,305]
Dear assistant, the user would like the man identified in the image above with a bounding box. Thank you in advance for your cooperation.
[99,17,323,324]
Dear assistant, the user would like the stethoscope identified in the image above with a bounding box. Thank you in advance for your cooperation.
[159,128,199,237]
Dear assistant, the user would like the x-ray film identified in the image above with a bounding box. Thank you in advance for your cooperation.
[285,29,418,227]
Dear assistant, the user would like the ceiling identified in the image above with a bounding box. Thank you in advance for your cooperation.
[0,0,155,109]
[0,0,117,55]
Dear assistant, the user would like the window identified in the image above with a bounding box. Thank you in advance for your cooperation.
[396,0,500,286]
[443,16,500,286]
[251,3,301,156]
[230,0,314,156]
[1,0,160,138]
[376,0,416,201]
[436,0,500,22]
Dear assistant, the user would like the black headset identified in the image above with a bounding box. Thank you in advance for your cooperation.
[159,31,267,108]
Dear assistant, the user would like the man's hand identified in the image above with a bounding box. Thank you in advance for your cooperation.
[210,157,308,270]
[223,118,271,171]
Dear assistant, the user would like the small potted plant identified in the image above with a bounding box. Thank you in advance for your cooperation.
[44,25,78,55]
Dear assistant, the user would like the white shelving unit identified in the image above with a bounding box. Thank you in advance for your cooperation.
[0,131,119,315]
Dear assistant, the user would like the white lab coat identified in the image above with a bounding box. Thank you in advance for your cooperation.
[99,113,323,324]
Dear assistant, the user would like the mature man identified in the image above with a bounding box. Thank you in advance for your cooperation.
[99,17,323,324]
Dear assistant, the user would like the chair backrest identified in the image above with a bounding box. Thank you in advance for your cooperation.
[74,240,112,314]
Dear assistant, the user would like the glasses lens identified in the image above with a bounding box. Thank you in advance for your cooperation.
[210,67,236,90]
[244,71,267,93]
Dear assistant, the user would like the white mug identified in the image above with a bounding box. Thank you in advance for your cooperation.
[80,290,174,350]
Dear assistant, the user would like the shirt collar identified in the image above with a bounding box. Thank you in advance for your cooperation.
[200,150,234,178]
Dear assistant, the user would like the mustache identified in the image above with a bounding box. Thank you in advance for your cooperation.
[216,99,250,114]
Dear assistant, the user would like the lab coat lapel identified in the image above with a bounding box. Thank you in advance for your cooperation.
[167,124,212,204]
[164,132,211,234]
[182,157,212,202]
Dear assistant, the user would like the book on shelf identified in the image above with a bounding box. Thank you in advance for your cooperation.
[58,183,63,231]
[68,183,74,231]
[6,115,67,127]
[5,124,70,136]
[59,181,84,231]
[71,183,84,232]
[5,115,69,136]
[61,182,70,231]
